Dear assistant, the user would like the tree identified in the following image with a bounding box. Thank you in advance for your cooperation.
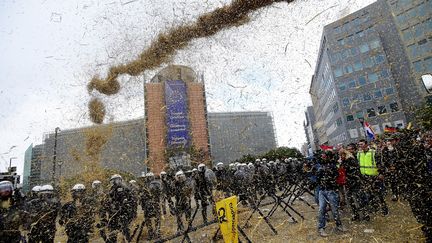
[416,102,432,130]
[261,147,303,161]
[235,147,303,164]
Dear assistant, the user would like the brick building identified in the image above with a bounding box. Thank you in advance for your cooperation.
[146,65,210,174]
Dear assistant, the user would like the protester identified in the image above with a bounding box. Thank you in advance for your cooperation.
[316,150,347,237]
[357,139,389,216]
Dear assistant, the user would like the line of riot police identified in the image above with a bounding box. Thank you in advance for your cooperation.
[0,158,309,243]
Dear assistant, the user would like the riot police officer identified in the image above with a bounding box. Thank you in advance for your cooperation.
[28,184,60,243]
[139,172,162,240]
[160,171,174,215]
[195,163,216,224]
[59,184,95,243]
[173,171,192,232]
[0,181,25,243]
[100,174,134,243]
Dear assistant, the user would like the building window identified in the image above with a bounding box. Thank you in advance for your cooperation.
[333,103,339,113]
[375,55,385,64]
[359,43,369,53]
[348,80,356,89]
[414,24,425,38]
[356,30,364,38]
[344,65,353,74]
[378,105,387,114]
[332,53,340,62]
[353,93,361,102]
[402,28,413,41]
[364,57,374,68]
[381,69,390,78]
[338,83,346,91]
[413,60,423,72]
[367,108,376,117]
[425,57,432,72]
[351,47,359,56]
[354,60,363,71]
[395,120,405,128]
[341,49,350,59]
[336,118,343,126]
[390,102,399,112]
[358,76,367,86]
[342,98,350,107]
[368,72,379,83]
[363,92,372,101]
[374,90,383,99]
[370,40,380,49]
[386,87,395,95]
[346,115,354,122]
[407,44,417,58]
[349,129,359,139]
[334,68,343,77]
[356,111,364,119]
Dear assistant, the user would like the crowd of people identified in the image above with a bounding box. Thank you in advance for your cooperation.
[304,129,432,240]
[0,129,431,242]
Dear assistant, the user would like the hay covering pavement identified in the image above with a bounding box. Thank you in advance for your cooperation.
[52,195,423,242]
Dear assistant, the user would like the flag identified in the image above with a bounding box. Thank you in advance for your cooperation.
[363,121,375,140]
[384,126,397,133]
[215,196,238,243]
[319,144,334,151]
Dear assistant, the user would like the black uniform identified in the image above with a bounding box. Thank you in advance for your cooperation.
[59,196,95,243]
[140,179,162,239]
[101,183,135,243]
[27,193,60,243]
[0,199,25,243]
[173,177,193,231]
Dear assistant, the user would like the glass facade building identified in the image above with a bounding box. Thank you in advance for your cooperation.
[309,0,431,146]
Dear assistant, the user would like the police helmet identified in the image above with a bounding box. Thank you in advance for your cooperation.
[72,183,86,191]
[0,181,13,200]
[92,180,102,189]
[197,163,206,172]
[175,170,186,181]
[32,185,42,192]
[129,180,137,184]
[110,174,122,181]
[40,184,54,194]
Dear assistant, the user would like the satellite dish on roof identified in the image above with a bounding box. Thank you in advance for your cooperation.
[421,74,432,93]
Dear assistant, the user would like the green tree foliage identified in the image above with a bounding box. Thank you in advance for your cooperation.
[236,147,303,163]
[416,102,432,129]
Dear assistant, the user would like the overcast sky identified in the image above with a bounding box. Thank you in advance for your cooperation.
[0,0,375,176]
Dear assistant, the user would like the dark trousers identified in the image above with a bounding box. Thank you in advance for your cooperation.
[362,176,388,213]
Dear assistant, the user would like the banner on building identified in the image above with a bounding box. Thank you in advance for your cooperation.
[164,80,191,148]
[215,196,238,243]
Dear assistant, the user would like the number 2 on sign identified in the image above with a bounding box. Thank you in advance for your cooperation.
[218,207,228,223]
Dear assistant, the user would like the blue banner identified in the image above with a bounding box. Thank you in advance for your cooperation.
[165,80,191,148]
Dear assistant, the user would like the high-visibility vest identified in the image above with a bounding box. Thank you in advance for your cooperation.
[357,150,378,176]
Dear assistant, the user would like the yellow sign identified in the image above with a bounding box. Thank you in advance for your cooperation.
[215,196,238,243]
[407,122,412,130]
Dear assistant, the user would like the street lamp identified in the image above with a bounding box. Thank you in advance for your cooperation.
[52,127,61,184]
[9,157,17,173]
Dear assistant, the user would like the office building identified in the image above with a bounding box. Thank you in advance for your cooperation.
[303,106,318,156]
[389,0,432,107]
[145,65,210,173]
[39,119,146,184]
[208,112,277,164]
[310,0,431,146]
